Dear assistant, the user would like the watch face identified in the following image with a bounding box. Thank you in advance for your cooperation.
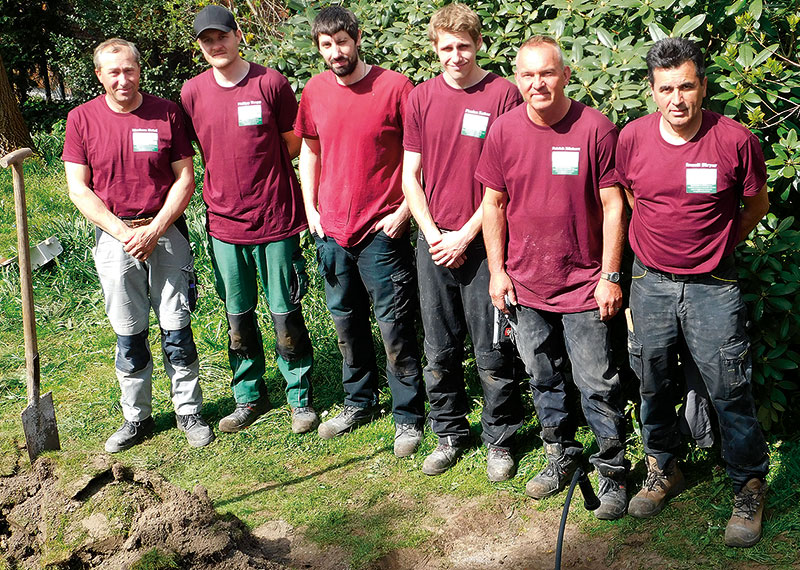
[604,272,621,283]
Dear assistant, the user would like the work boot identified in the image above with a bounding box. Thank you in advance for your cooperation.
[104,416,155,453]
[317,405,376,439]
[422,443,464,475]
[594,474,628,520]
[218,399,270,433]
[176,413,215,448]
[291,406,320,434]
[628,456,686,518]
[393,423,423,458]
[525,443,578,499]
[486,445,516,482]
[725,478,767,548]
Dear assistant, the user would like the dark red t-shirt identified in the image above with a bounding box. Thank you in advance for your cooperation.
[295,66,413,247]
[616,110,767,274]
[475,101,618,313]
[180,64,307,245]
[62,93,194,218]
[403,73,522,230]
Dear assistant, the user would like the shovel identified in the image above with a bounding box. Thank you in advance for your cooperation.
[1,148,60,463]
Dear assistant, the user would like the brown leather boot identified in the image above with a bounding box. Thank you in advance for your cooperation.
[628,455,686,518]
[725,478,767,547]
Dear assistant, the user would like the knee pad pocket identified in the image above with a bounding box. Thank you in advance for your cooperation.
[272,309,312,362]
[116,330,151,373]
[162,325,198,366]
[228,310,261,359]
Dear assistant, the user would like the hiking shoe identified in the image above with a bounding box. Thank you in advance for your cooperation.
[317,405,376,439]
[725,478,767,548]
[104,416,155,453]
[218,400,270,433]
[422,443,464,475]
[628,456,686,518]
[291,406,320,434]
[525,442,578,499]
[394,423,423,458]
[594,475,628,520]
[487,445,516,482]
[176,413,215,448]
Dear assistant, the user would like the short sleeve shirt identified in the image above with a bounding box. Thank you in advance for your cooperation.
[616,110,767,274]
[475,101,618,313]
[295,66,413,247]
[403,73,522,230]
[62,93,194,218]
[180,64,306,245]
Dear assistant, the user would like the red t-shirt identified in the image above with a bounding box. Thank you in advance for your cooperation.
[403,73,522,230]
[62,93,194,218]
[616,110,767,274]
[295,66,413,247]
[180,64,307,245]
[475,101,618,313]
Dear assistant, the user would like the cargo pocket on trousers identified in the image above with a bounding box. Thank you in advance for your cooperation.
[627,331,644,381]
[391,267,415,321]
[181,263,198,312]
[720,338,750,400]
[289,247,309,306]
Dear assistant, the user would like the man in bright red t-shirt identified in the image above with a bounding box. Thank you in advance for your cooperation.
[616,37,770,548]
[63,39,212,453]
[295,6,425,456]
[181,5,316,436]
[402,3,523,481]
[477,36,628,520]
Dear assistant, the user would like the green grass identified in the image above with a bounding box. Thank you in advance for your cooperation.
[1,162,799,569]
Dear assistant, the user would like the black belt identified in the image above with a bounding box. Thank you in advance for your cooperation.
[644,255,735,282]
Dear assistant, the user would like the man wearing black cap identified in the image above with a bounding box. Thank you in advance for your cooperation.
[181,5,317,435]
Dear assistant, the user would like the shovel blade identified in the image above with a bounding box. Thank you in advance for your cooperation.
[21,391,60,463]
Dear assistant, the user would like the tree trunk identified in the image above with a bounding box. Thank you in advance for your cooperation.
[0,51,34,156]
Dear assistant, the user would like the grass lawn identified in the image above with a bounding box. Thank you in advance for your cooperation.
[1,159,799,569]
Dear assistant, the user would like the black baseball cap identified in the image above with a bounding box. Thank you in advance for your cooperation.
[193,5,238,38]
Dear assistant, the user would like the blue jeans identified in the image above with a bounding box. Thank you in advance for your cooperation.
[315,231,425,426]
[628,256,769,491]
[508,304,626,477]
[417,234,522,449]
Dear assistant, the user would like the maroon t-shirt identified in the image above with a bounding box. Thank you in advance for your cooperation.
[62,93,194,218]
[403,73,522,230]
[475,101,618,313]
[616,110,767,274]
[181,64,306,245]
[295,66,413,247]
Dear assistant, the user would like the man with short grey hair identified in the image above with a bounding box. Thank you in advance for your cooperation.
[63,38,213,452]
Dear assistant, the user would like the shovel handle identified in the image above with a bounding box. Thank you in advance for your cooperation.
[1,148,39,404]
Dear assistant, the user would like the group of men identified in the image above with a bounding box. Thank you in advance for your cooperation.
[61,2,770,548]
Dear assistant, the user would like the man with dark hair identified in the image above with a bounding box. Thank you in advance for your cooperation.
[478,36,628,519]
[296,6,426,456]
[402,3,523,480]
[617,37,770,547]
[64,38,213,452]
[181,5,317,435]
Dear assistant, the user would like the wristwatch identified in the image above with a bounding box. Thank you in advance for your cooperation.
[601,271,621,283]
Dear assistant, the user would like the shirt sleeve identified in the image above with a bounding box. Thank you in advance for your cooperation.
[294,79,318,139]
[740,131,767,197]
[474,122,507,192]
[403,87,422,152]
[271,71,299,134]
[597,125,619,189]
[178,83,199,144]
[168,104,195,162]
[614,127,633,192]
[61,109,87,165]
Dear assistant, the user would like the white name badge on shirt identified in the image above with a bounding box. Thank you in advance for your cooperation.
[238,101,263,126]
[132,129,158,152]
[551,147,580,175]
[685,163,717,193]
[461,109,490,139]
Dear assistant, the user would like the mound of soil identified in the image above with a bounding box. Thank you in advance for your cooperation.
[0,457,287,569]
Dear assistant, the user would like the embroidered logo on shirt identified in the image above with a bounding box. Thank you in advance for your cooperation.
[238,101,263,126]
[461,109,490,139]
[685,163,718,193]
[551,147,580,175]
[132,129,158,152]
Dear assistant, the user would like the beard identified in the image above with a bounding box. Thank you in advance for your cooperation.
[328,52,359,77]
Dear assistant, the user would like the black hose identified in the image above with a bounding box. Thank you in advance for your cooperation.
[554,467,601,570]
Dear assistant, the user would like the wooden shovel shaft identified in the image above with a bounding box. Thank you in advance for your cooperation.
[1,148,39,405]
